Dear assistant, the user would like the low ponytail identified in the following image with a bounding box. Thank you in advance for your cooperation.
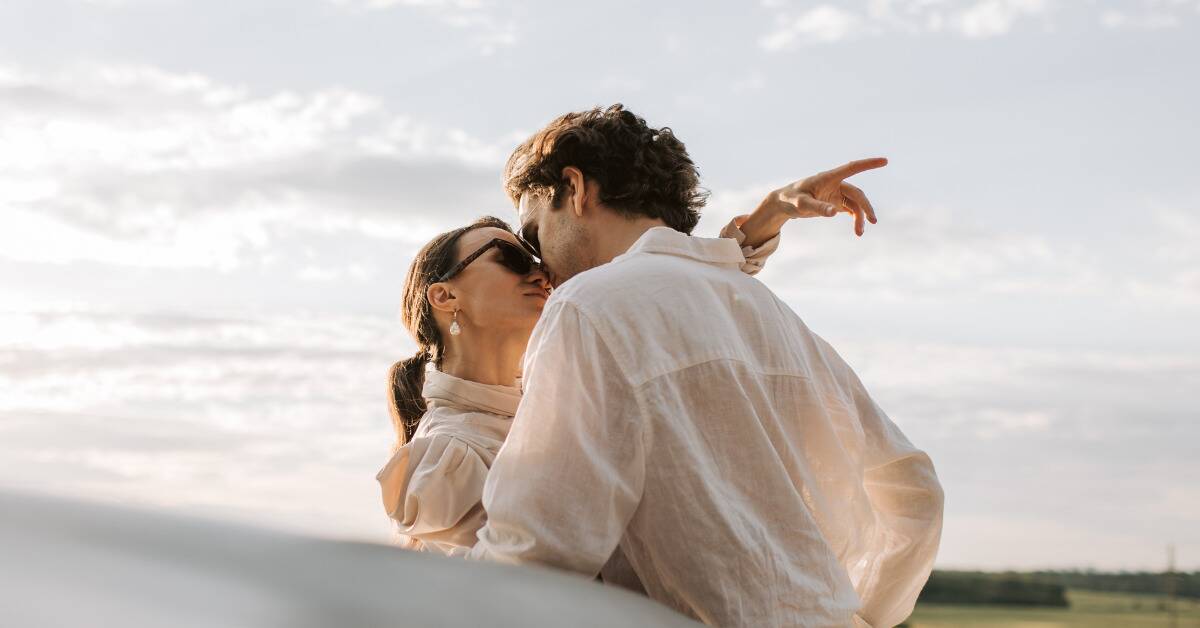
[388,351,431,447]
[388,215,514,449]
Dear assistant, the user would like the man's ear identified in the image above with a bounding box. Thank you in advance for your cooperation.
[560,166,588,218]
[427,282,457,314]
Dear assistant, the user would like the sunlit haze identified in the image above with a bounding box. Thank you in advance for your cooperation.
[1,0,1197,571]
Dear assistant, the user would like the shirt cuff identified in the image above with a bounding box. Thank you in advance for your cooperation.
[719,214,782,276]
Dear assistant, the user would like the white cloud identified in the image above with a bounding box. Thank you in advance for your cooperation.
[0,205,283,271]
[756,0,1199,47]
[1097,0,1200,29]
[939,514,1190,571]
[701,185,1200,312]
[730,71,768,92]
[3,307,1197,565]
[954,0,1049,38]
[1100,8,1182,29]
[0,63,501,175]
[827,336,1200,569]
[296,263,376,283]
[0,63,516,271]
[0,309,410,539]
[327,0,517,55]
[761,4,864,49]
[760,0,1053,47]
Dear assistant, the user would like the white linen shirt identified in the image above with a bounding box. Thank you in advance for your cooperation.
[377,218,777,556]
[468,227,944,628]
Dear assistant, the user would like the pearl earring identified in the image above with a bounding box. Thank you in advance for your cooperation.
[449,309,461,336]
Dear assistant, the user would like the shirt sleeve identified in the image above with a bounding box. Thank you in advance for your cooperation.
[718,214,781,276]
[467,300,645,576]
[843,367,945,628]
[375,433,490,553]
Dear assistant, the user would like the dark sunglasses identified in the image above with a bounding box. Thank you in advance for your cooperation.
[518,218,541,258]
[437,238,541,282]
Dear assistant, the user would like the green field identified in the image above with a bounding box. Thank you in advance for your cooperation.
[904,590,1200,627]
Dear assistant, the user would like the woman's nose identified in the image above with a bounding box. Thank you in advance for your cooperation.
[525,268,550,290]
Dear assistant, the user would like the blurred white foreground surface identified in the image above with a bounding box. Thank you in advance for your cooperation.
[0,490,701,627]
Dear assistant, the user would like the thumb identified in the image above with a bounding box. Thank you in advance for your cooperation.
[811,200,838,217]
[796,194,838,218]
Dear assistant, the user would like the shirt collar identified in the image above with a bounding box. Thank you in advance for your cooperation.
[612,226,745,269]
[422,364,522,418]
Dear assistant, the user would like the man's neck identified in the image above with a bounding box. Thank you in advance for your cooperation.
[591,216,670,267]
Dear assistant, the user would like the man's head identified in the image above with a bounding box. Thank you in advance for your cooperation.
[505,104,707,285]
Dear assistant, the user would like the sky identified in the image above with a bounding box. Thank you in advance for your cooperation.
[1,0,1198,571]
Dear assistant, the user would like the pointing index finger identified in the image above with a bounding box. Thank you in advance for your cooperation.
[825,157,889,181]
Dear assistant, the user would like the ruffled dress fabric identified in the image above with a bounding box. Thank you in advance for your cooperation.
[375,365,520,554]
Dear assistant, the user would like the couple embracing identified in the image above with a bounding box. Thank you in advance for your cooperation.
[376,104,944,628]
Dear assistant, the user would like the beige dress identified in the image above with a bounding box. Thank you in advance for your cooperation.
[375,218,777,555]
[376,365,520,554]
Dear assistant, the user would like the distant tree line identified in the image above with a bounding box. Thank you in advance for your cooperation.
[917,571,1068,607]
[916,570,1200,606]
[1028,569,1200,599]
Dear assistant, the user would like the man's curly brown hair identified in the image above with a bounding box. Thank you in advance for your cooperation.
[503,104,708,234]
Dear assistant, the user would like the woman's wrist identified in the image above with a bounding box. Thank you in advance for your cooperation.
[738,191,791,248]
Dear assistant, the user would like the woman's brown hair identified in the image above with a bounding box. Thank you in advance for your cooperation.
[388,216,514,447]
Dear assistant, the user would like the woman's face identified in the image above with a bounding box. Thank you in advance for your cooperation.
[444,227,551,332]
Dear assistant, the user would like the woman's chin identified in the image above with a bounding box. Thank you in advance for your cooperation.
[524,293,550,310]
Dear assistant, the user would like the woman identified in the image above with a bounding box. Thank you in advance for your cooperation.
[376,211,789,554]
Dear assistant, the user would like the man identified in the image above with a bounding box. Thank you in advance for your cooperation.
[468,104,944,628]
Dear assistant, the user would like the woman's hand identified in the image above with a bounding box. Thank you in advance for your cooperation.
[771,157,888,236]
[736,157,888,247]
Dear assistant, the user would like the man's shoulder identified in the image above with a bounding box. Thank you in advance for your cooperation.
[550,257,637,300]
[542,244,777,359]
[551,247,737,313]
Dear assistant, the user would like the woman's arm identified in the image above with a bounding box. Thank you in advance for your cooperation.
[738,156,890,247]
[376,433,491,554]
[736,192,793,249]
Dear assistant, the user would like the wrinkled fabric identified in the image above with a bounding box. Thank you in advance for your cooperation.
[718,214,780,276]
[375,218,779,556]
[470,227,944,628]
[375,365,518,554]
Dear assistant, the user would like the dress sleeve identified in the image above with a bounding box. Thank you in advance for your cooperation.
[375,433,490,552]
[467,300,644,577]
[718,214,781,276]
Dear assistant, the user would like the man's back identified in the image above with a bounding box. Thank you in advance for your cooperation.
[473,228,943,628]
